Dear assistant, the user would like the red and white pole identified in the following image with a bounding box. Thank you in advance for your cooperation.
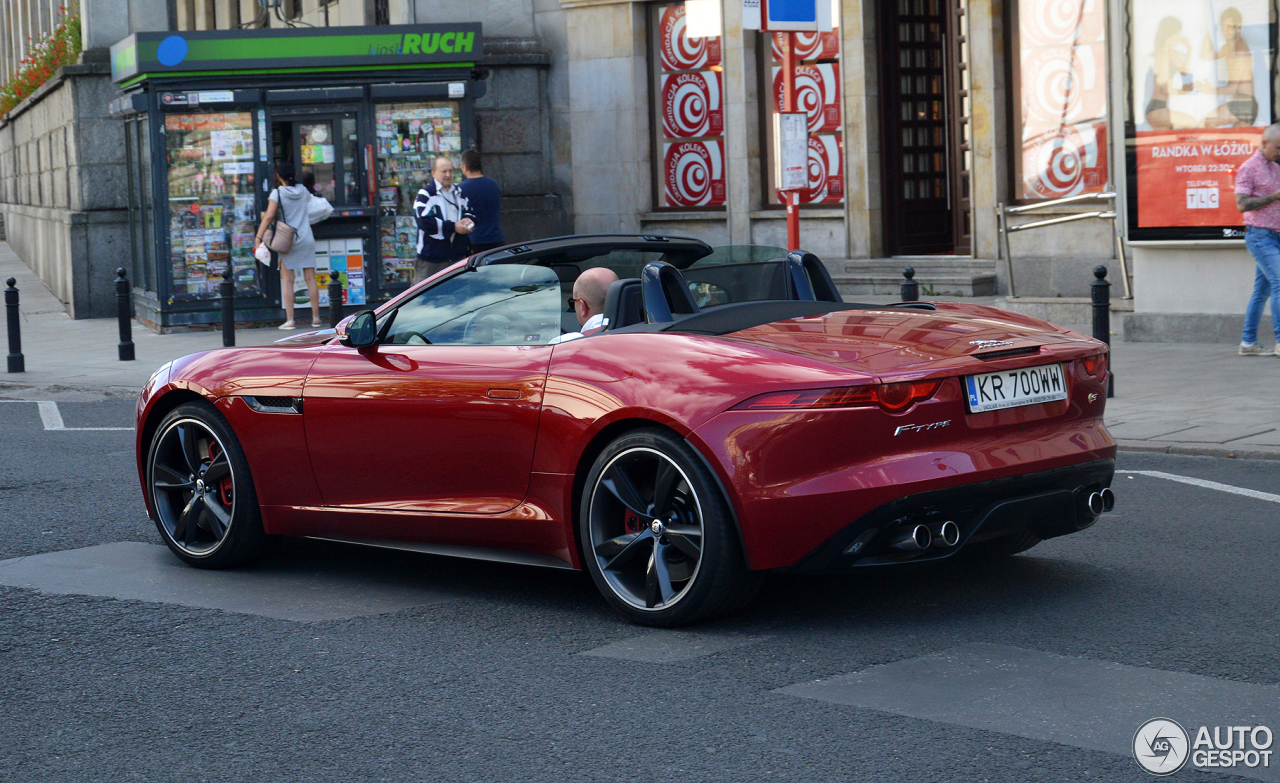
[780,31,800,251]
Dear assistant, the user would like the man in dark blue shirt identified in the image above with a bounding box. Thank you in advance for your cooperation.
[458,149,506,253]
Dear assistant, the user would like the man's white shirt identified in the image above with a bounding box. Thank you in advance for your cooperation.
[550,312,605,344]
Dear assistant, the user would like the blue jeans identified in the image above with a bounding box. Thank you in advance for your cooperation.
[1243,226,1280,344]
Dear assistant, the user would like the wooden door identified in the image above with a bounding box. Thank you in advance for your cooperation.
[879,0,970,255]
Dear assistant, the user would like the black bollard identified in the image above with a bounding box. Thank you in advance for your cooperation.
[5,277,23,373]
[901,267,919,302]
[116,269,135,361]
[328,272,343,328]
[220,260,235,348]
[1091,265,1114,398]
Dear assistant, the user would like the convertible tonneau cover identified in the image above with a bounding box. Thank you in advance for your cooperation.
[662,300,935,336]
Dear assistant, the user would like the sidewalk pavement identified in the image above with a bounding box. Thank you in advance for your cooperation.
[0,240,283,398]
[3,242,1278,458]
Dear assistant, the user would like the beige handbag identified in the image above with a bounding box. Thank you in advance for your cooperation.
[263,191,296,253]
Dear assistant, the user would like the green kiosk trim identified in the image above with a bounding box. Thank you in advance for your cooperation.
[111,25,481,85]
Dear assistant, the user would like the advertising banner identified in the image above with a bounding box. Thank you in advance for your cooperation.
[1015,0,1109,200]
[1135,127,1260,229]
[661,70,724,138]
[1129,0,1273,236]
[659,4,722,72]
[772,63,841,133]
[771,31,840,62]
[663,139,726,207]
[804,134,844,204]
[1023,122,1108,199]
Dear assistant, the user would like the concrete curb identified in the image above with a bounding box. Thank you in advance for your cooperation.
[1117,439,1280,462]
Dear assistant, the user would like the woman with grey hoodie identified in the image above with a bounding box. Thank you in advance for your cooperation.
[254,161,318,329]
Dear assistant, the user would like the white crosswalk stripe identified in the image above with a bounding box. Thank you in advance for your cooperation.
[0,400,132,431]
[1117,470,1280,505]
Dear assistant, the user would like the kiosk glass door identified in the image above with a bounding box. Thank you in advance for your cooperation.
[272,112,360,205]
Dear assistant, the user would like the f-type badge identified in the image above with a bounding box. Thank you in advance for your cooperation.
[894,420,951,436]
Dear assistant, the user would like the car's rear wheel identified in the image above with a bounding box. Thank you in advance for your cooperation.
[147,401,265,568]
[580,428,758,626]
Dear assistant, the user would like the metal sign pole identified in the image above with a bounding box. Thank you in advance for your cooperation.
[782,31,800,251]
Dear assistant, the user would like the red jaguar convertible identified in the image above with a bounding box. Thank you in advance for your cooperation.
[135,235,1116,626]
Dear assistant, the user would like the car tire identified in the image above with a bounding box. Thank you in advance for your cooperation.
[963,529,1041,560]
[580,428,759,626]
[146,400,266,569]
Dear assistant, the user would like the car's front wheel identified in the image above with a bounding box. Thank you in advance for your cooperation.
[147,401,265,568]
[580,428,758,626]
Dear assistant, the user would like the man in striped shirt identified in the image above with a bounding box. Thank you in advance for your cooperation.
[412,156,475,283]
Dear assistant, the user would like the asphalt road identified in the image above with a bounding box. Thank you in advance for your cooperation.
[2,397,1279,782]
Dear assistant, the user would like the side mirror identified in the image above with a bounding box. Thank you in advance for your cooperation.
[338,310,378,348]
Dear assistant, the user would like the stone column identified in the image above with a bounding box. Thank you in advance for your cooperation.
[81,0,170,50]
[564,0,650,234]
[966,0,1006,261]
[841,0,880,258]
[720,0,755,245]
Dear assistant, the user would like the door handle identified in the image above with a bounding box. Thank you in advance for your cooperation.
[486,389,521,400]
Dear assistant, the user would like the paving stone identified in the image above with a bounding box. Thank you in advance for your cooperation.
[580,632,766,663]
[1152,425,1278,444]
[777,643,1280,782]
[0,542,456,621]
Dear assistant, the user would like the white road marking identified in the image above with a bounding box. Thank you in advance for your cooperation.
[1117,469,1280,505]
[0,400,132,431]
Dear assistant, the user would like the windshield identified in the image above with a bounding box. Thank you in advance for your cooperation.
[680,245,796,309]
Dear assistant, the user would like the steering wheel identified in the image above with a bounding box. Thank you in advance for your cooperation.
[462,307,534,344]
[402,332,432,345]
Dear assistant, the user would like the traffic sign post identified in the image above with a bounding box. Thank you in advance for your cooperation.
[752,0,835,250]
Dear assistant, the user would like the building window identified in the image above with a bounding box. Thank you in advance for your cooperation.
[1010,0,1109,200]
[762,29,845,206]
[650,2,727,210]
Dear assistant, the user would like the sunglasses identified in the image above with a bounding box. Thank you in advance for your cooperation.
[568,297,584,309]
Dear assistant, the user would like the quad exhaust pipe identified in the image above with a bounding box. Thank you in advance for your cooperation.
[889,520,960,551]
[889,524,932,551]
[930,520,960,547]
[1085,488,1117,516]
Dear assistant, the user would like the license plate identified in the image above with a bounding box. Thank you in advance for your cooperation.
[964,363,1068,413]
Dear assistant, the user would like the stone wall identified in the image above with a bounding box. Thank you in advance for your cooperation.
[0,59,128,318]
[476,38,571,241]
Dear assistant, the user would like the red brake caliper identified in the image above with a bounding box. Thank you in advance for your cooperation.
[208,442,234,506]
[623,509,641,535]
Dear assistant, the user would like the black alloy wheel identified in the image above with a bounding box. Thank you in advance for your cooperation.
[581,428,758,626]
[147,401,265,568]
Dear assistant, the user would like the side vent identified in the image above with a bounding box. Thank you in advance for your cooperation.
[244,396,302,414]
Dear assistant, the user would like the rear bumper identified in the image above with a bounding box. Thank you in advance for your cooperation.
[785,457,1115,572]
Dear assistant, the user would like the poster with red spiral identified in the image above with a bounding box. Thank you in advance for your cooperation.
[660,4,722,72]
[663,140,726,207]
[772,63,841,133]
[661,70,724,138]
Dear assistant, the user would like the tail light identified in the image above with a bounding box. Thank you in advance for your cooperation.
[1081,352,1108,378]
[733,380,942,413]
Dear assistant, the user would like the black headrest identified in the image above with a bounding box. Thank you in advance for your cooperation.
[640,262,700,323]
[602,278,644,330]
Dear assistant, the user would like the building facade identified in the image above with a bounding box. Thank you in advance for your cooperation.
[1,0,1270,339]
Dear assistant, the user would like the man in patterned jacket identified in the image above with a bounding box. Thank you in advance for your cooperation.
[412,156,475,283]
